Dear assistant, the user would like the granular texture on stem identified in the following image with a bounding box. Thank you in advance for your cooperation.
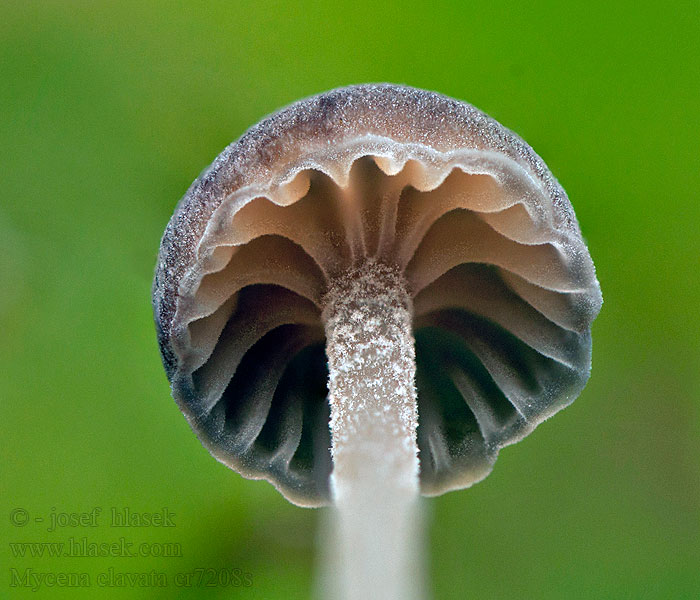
[321,259,422,600]
[322,259,419,498]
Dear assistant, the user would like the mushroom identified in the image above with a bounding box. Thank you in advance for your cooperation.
[153,84,602,599]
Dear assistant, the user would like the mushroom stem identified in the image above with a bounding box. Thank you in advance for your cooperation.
[322,259,422,600]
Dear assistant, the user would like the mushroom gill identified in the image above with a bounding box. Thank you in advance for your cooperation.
[161,141,600,505]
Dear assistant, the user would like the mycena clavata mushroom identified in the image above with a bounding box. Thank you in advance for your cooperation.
[153,84,602,599]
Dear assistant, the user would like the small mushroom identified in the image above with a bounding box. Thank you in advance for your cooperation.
[153,84,602,599]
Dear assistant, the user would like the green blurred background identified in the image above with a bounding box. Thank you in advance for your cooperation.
[2,1,699,598]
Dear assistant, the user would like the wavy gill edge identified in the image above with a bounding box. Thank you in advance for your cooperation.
[171,141,594,347]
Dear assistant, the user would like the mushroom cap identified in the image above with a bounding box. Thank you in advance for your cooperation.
[153,84,602,507]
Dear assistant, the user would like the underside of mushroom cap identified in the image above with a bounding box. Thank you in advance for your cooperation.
[153,84,602,507]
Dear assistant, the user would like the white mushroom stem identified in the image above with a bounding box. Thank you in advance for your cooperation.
[322,260,423,600]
